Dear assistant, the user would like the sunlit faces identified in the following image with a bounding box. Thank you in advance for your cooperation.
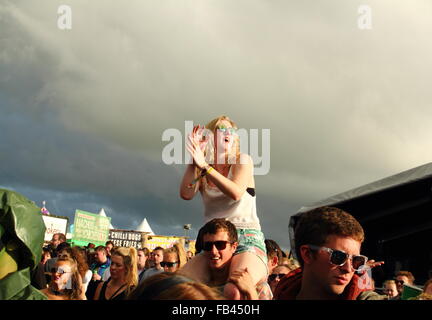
[384,281,398,298]
[110,254,126,280]
[137,250,147,270]
[51,261,72,290]
[305,235,362,297]
[95,250,107,263]
[268,265,291,293]
[395,275,411,294]
[214,120,237,154]
[51,234,61,248]
[161,252,180,272]
[106,243,113,255]
[203,230,237,271]
[152,249,164,266]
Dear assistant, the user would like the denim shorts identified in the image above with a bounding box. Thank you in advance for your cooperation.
[234,228,268,269]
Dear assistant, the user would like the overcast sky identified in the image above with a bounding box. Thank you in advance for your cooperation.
[1,0,432,250]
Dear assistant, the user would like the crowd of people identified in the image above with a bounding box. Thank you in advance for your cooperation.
[2,115,432,301]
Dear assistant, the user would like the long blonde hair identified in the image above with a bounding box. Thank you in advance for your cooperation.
[164,242,187,269]
[111,247,138,294]
[194,115,241,191]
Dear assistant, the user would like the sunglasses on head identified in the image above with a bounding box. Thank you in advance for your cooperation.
[308,245,368,271]
[203,240,233,251]
[160,261,179,268]
[268,273,287,282]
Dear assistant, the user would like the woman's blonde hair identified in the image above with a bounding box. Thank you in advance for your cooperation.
[164,242,187,269]
[193,115,241,192]
[111,247,138,294]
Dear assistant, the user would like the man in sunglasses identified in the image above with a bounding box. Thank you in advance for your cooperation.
[274,206,385,300]
[182,218,272,299]
[394,271,415,297]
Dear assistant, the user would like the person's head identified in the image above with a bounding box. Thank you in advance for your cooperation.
[162,243,187,273]
[295,206,366,298]
[105,241,114,256]
[265,239,283,274]
[423,278,432,296]
[204,116,240,165]
[110,247,138,293]
[51,233,66,248]
[383,280,398,298]
[57,246,73,260]
[395,271,415,294]
[186,251,194,260]
[127,272,224,300]
[94,246,108,264]
[200,218,238,272]
[41,247,52,264]
[268,264,292,293]
[137,248,150,271]
[50,257,83,299]
[151,247,164,268]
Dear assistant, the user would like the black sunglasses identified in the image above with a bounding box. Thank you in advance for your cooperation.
[395,280,405,285]
[203,241,233,251]
[268,273,287,282]
[308,245,368,271]
[160,261,179,268]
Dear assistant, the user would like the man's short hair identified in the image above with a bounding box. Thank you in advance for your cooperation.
[95,245,107,254]
[153,246,164,253]
[105,240,114,246]
[396,271,415,284]
[138,248,150,256]
[294,206,365,267]
[198,219,238,250]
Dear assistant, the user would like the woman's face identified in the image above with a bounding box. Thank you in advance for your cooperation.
[162,252,179,273]
[268,265,290,293]
[213,119,236,155]
[110,254,126,280]
[52,261,73,290]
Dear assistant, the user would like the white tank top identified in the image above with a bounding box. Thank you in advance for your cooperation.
[201,167,261,230]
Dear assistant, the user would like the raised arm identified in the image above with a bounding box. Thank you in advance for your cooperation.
[179,164,200,200]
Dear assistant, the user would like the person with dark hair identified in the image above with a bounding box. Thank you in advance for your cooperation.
[395,270,415,296]
[274,206,385,300]
[85,245,111,299]
[265,239,283,275]
[141,247,164,280]
[137,248,150,283]
[105,240,114,258]
[44,242,71,277]
[180,218,271,300]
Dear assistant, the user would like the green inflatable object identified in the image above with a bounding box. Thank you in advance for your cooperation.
[0,188,48,300]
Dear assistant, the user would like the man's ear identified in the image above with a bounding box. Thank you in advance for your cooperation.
[299,245,314,265]
[231,242,238,251]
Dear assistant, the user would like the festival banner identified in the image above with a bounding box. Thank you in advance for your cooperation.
[71,209,111,247]
[42,215,69,242]
[108,229,145,249]
[144,235,186,250]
